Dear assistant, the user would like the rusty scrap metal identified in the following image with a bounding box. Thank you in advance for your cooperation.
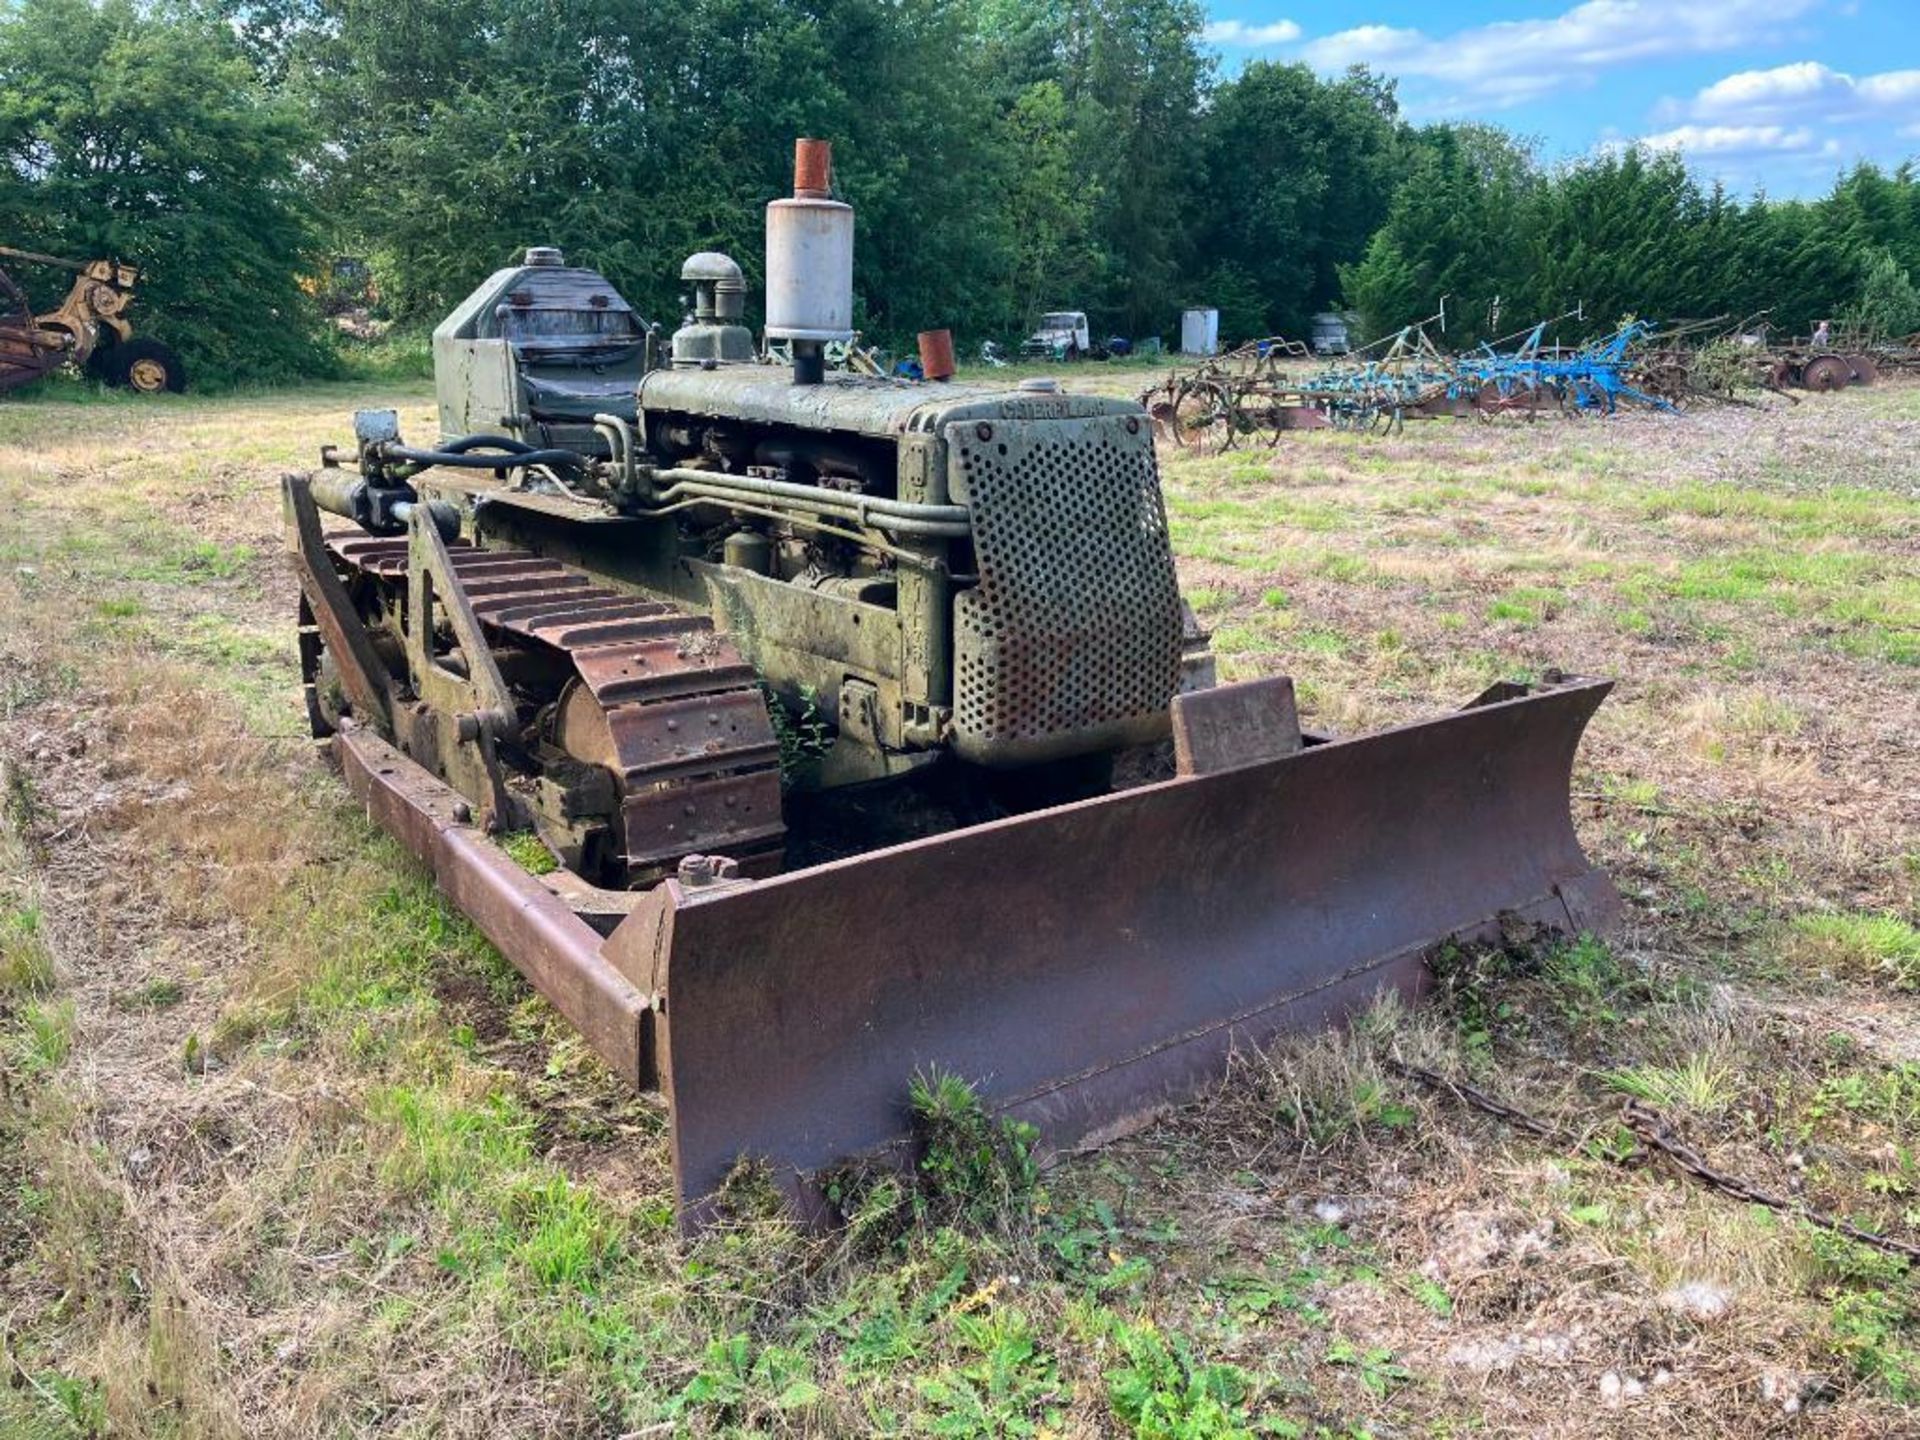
[0,256,66,393]
[0,245,182,393]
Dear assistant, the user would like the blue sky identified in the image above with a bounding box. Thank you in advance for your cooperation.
[1200,0,1920,196]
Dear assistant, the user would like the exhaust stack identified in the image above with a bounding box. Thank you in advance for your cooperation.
[917,328,956,382]
[765,138,854,386]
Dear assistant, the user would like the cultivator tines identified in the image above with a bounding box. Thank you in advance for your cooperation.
[1871,332,1920,375]
[1304,317,1470,431]
[1141,310,1764,449]
[1147,302,1900,447]
[1140,337,1330,452]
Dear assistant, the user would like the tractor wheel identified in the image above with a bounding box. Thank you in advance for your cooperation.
[107,338,187,394]
[1800,354,1850,393]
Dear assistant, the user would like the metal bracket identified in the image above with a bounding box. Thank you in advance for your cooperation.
[404,508,521,829]
[283,473,396,735]
[1171,676,1302,777]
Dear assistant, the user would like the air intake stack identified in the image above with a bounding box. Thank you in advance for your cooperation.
[765,138,854,385]
[672,252,754,366]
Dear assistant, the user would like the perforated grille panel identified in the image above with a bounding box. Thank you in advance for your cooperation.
[950,415,1184,761]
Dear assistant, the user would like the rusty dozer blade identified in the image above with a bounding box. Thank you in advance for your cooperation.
[334,674,1618,1231]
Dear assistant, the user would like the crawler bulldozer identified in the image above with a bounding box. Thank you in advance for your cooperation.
[0,246,185,394]
[287,140,1619,1229]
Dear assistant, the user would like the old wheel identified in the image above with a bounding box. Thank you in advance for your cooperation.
[1800,354,1850,393]
[107,337,187,393]
[1140,380,1179,441]
[1170,378,1233,454]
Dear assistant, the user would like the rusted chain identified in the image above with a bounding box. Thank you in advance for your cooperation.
[1390,1057,1920,1267]
[1383,1058,1562,1140]
[1619,1099,1920,1266]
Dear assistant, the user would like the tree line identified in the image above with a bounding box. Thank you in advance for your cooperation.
[2,0,1918,388]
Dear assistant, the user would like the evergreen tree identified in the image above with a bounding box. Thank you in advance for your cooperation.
[1341,125,1533,345]
[1845,250,1920,339]
[1198,62,1405,338]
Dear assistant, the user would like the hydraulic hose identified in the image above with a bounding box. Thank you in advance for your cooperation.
[382,441,587,471]
[437,433,537,455]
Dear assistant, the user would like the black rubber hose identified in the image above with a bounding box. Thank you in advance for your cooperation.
[384,442,587,471]
[438,433,536,455]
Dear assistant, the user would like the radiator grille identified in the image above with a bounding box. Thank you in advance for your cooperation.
[950,415,1183,759]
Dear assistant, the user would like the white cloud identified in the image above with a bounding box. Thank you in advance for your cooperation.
[1860,72,1920,106]
[1638,124,1821,156]
[1202,18,1302,47]
[1688,61,1920,123]
[1631,59,1920,180]
[1696,61,1841,113]
[1298,0,1822,111]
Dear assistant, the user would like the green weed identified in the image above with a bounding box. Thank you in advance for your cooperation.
[1101,1313,1266,1440]
[1274,1072,1417,1149]
[1788,911,1920,989]
[0,902,52,997]
[1487,586,1565,625]
[1827,1290,1920,1402]
[910,1068,1041,1225]
[1045,1197,1157,1297]
[1541,934,1642,1029]
[1606,1054,1737,1115]
[915,1309,1066,1437]
[1807,1064,1920,1129]
[496,831,558,876]
[119,977,184,1010]
[1324,1334,1411,1398]
[130,539,257,583]
[675,1333,822,1421]
[10,998,73,1075]
[1291,627,1346,658]
[0,1366,106,1438]
[369,1083,537,1202]
[765,682,832,780]
[1210,623,1266,657]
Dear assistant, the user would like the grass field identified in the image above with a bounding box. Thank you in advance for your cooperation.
[1,374,1917,1437]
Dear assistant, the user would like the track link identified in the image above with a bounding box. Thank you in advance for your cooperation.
[320,531,785,885]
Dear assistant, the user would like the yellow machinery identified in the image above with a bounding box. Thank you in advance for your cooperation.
[0,245,185,394]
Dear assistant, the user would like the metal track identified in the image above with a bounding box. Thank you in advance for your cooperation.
[320,530,785,884]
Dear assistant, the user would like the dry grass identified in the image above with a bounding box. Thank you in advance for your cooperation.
[0,378,1917,1436]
